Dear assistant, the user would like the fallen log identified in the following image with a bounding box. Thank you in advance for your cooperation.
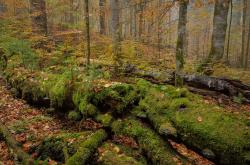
[123,64,250,102]
[134,80,250,165]
[66,129,107,165]
[0,122,33,164]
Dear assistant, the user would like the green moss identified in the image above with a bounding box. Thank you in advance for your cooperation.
[97,142,144,165]
[169,98,191,111]
[66,129,107,165]
[93,83,140,114]
[41,71,73,107]
[112,119,181,165]
[135,80,250,164]
[68,111,82,121]
[95,113,113,127]
[37,132,92,162]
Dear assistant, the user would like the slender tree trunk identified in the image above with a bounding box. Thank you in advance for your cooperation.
[208,0,230,61]
[30,0,47,35]
[244,16,250,69]
[168,11,172,47]
[138,0,144,41]
[111,0,122,72]
[226,0,233,65]
[241,0,247,67]
[175,0,188,87]
[157,0,162,58]
[133,5,137,38]
[99,0,106,35]
[69,0,74,24]
[84,0,91,66]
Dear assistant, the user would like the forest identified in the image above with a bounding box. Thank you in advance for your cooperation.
[0,0,250,164]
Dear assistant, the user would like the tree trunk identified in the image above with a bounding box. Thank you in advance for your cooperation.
[208,0,230,61]
[99,0,106,35]
[69,0,74,24]
[244,15,250,69]
[226,0,233,65]
[175,0,188,87]
[241,0,247,67]
[30,0,48,35]
[111,0,122,72]
[138,0,145,41]
[84,0,91,66]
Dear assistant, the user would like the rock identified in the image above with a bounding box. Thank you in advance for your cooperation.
[202,148,215,160]
[159,123,177,137]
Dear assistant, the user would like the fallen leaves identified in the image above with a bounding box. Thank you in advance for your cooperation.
[79,119,103,130]
[169,140,214,165]
[113,135,138,149]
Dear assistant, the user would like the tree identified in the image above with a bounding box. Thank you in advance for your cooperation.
[208,0,230,61]
[99,0,106,35]
[241,0,247,67]
[111,0,122,72]
[30,0,47,35]
[175,0,188,87]
[85,0,91,66]
[225,0,233,64]
[244,15,250,69]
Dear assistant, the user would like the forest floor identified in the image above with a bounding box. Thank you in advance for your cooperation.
[0,76,220,165]
[0,77,67,164]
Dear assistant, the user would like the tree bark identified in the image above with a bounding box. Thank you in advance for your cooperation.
[30,0,47,36]
[111,0,122,72]
[175,0,188,87]
[208,0,230,61]
[244,15,250,69]
[99,0,106,35]
[241,0,247,67]
[84,0,91,66]
[225,0,233,64]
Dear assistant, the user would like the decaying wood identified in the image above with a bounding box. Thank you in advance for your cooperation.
[123,64,250,102]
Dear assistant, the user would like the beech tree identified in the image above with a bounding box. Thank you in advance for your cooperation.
[208,0,230,61]
[111,0,122,71]
[99,0,106,35]
[85,0,91,66]
[175,0,188,87]
[30,0,47,35]
[241,0,247,67]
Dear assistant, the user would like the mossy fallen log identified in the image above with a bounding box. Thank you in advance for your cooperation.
[124,64,250,101]
[112,119,186,165]
[135,80,250,165]
[3,67,250,165]
[0,122,33,164]
[66,129,107,165]
[97,142,146,165]
[36,131,93,162]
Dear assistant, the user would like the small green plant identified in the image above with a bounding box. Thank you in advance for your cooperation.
[233,93,245,104]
